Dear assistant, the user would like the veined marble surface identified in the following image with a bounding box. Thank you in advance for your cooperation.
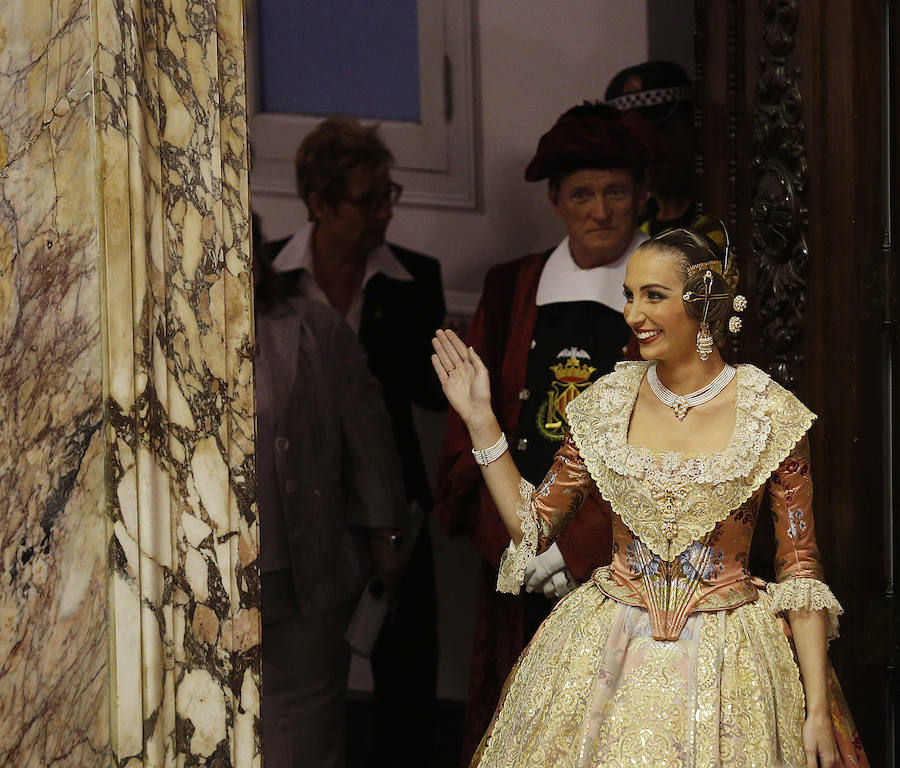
[0,1,109,765]
[0,0,258,765]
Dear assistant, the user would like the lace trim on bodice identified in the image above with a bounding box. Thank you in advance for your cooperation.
[566,361,817,560]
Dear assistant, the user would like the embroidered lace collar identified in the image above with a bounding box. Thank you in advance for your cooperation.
[566,361,816,558]
[578,361,777,484]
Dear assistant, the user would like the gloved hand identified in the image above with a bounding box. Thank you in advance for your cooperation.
[524,542,578,600]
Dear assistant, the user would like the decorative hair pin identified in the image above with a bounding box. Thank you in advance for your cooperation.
[689,270,716,361]
[683,289,731,303]
[681,217,747,354]
[729,293,747,335]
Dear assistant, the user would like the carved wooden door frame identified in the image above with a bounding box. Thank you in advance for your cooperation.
[695,0,898,762]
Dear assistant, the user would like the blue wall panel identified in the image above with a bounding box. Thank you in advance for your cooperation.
[258,0,421,121]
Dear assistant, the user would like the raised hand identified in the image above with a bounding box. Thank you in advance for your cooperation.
[432,330,524,547]
[431,329,492,428]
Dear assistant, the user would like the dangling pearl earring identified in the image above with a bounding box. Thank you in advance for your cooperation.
[696,270,714,362]
[696,323,714,361]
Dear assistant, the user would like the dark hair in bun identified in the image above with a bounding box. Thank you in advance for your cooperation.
[635,226,739,342]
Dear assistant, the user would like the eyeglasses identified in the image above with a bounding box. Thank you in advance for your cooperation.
[344,181,403,212]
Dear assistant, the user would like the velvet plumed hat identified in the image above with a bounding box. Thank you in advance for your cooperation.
[524,102,662,182]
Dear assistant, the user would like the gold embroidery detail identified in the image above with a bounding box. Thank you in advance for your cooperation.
[477,586,619,765]
[566,362,816,560]
[476,589,809,767]
[648,476,692,542]
[537,356,596,440]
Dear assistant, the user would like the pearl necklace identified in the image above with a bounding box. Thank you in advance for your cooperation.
[647,362,737,421]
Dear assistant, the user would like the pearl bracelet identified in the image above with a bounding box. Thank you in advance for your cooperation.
[472,432,508,466]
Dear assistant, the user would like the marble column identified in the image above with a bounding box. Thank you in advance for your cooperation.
[0,0,259,766]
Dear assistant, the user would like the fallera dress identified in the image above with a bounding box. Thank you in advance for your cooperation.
[473,361,868,768]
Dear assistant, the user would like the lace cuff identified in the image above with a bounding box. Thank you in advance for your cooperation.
[768,577,844,640]
[496,478,538,594]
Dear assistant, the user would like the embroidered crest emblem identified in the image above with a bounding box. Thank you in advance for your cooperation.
[537,349,596,440]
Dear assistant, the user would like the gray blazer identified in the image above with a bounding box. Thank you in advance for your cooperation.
[256,295,409,616]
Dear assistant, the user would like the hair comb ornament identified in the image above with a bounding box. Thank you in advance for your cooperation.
[682,263,730,305]
[692,215,731,273]
[686,259,723,277]
[682,216,732,305]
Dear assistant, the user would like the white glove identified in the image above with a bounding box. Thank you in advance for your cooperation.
[524,543,578,600]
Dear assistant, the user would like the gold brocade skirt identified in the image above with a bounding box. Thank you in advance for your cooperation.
[473,582,838,768]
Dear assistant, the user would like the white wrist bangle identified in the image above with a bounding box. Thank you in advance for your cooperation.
[472,432,508,466]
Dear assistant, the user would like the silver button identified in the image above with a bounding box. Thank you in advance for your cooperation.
[285,479,298,493]
[530,339,536,350]
[518,388,531,400]
[275,437,289,451]
[516,438,528,451]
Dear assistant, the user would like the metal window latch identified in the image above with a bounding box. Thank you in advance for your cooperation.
[443,54,454,122]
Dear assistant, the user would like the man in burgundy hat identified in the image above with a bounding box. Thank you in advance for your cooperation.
[434,102,660,764]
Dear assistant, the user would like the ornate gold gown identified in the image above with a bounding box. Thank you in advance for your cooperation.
[474,362,867,768]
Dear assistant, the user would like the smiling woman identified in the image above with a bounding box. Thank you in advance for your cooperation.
[624,247,705,370]
[429,218,869,767]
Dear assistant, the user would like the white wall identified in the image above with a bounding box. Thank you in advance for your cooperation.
[252,1,649,702]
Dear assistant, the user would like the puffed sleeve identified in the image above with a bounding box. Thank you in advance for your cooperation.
[767,435,843,639]
[497,434,594,593]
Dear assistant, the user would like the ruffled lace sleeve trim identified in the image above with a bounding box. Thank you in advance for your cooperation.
[768,577,844,641]
[496,478,538,594]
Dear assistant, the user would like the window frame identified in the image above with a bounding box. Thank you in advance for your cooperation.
[246,0,479,210]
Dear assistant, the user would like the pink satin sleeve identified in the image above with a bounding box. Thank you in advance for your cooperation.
[531,434,595,556]
[768,436,825,583]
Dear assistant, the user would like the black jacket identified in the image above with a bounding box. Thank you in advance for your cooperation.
[266,238,447,507]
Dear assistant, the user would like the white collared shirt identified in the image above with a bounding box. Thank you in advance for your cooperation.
[271,222,414,335]
[534,231,647,311]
